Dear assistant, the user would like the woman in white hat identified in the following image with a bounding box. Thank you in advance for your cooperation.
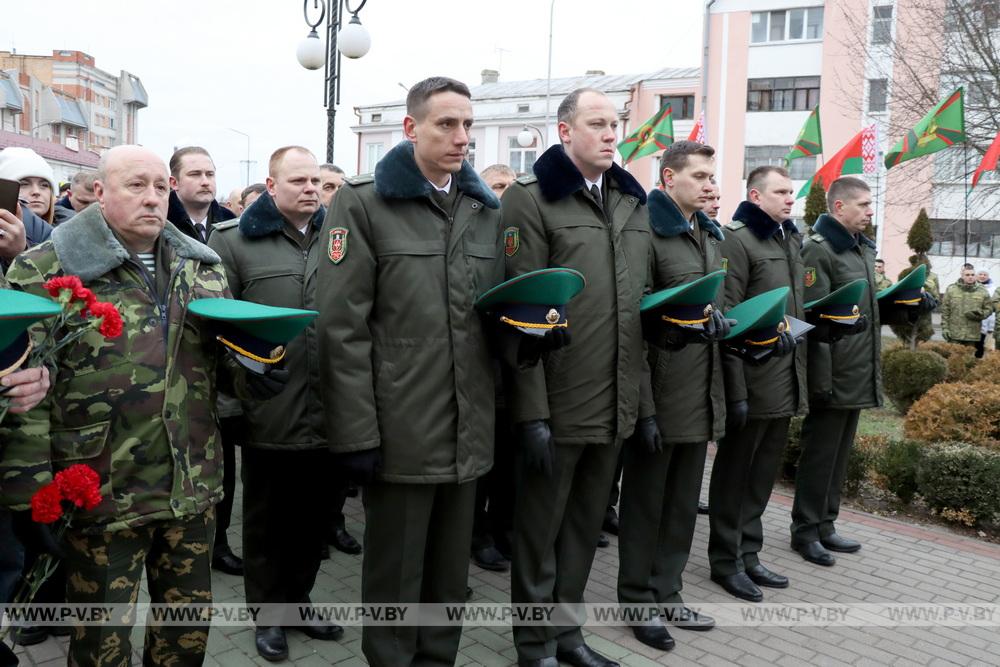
[0,147,55,269]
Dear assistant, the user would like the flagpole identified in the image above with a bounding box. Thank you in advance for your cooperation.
[963,140,969,264]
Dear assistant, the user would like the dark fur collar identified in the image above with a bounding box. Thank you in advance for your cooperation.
[533,145,647,205]
[813,214,876,252]
[167,190,237,240]
[50,202,219,282]
[646,189,723,240]
[732,201,798,240]
[238,192,326,238]
[373,141,499,209]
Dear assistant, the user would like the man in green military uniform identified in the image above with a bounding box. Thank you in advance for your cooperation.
[617,141,727,652]
[940,266,991,348]
[791,177,894,565]
[0,145,278,666]
[709,165,805,602]
[874,259,893,291]
[502,88,655,667]
[316,77,503,667]
[210,145,343,661]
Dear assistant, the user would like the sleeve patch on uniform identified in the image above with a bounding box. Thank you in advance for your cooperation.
[329,228,349,264]
[804,267,817,287]
[721,258,728,271]
[504,227,520,257]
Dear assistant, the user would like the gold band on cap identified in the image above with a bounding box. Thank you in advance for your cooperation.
[745,317,790,347]
[894,297,921,305]
[0,338,31,378]
[661,315,710,326]
[500,316,569,330]
[217,336,285,364]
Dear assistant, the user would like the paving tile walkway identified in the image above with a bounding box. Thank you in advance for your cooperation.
[12,445,1000,666]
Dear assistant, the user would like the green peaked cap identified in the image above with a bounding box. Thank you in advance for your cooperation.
[724,287,789,341]
[475,268,586,311]
[805,278,869,311]
[640,270,726,313]
[0,289,63,377]
[876,263,926,304]
[188,298,318,345]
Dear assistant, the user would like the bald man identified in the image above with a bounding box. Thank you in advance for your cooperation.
[226,186,245,216]
[0,145,268,666]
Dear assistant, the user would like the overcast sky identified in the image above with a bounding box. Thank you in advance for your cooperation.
[7,0,703,194]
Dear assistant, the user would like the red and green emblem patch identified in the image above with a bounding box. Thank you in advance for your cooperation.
[804,267,817,288]
[504,227,520,257]
[329,227,349,264]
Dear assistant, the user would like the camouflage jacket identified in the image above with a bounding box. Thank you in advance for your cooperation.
[1,204,232,532]
[941,280,991,343]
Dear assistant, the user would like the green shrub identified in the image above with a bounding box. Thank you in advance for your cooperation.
[920,341,977,382]
[968,353,1000,384]
[881,347,948,413]
[904,382,1000,449]
[917,443,1000,526]
[875,439,924,503]
[843,434,887,497]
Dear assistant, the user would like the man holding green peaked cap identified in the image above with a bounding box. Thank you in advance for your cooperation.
[791,177,930,566]
[709,165,806,604]
[208,144,345,661]
[503,87,654,667]
[804,278,870,344]
[0,287,56,416]
[617,142,730,653]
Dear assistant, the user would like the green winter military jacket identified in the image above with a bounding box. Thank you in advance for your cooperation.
[803,214,882,409]
[502,145,654,445]
[645,189,726,443]
[719,201,807,419]
[941,280,991,343]
[209,193,327,450]
[1,205,233,530]
[316,141,503,484]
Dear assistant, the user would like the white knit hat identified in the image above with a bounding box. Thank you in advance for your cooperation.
[0,147,57,193]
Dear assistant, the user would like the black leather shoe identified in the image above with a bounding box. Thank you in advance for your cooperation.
[518,658,558,667]
[212,549,245,576]
[255,626,288,662]
[821,533,861,553]
[697,501,710,515]
[331,526,362,555]
[794,541,836,566]
[596,533,610,548]
[711,572,763,602]
[12,626,49,646]
[631,622,675,650]
[603,508,620,535]
[556,644,620,667]
[472,545,510,572]
[291,618,344,641]
[746,563,789,588]
[664,606,715,631]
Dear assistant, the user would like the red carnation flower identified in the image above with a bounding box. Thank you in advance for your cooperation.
[30,483,64,524]
[43,275,98,314]
[89,301,124,339]
[54,464,102,511]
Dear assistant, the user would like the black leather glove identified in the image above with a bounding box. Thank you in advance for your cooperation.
[245,367,290,401]
[336,448,383,485]
[726,399,748,432]
[517,420,554,477]
[517,327,571,367]
[772,331,797,357]
[810,390,833,408]
[11,510,64,558]
[701,307,737,343]
[634,415,662,454]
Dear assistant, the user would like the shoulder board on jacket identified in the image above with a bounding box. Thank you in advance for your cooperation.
[809,232,826,243]
[725,220,746,231]
[348,174,374,186]
[214,219,239,232]
[516,174,538,186]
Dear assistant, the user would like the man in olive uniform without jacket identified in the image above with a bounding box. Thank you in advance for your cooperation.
[709,165,806,602]
[502,88,657,667]
[617,141,728,652]
[316,77,503,667]
[790,177,906,565]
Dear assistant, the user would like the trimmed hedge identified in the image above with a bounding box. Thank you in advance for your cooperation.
[881,348,948,413]
[918,443,1000,526]
[904,382,1000,449]
[919,341,978,382]
[968,353,1000,384]
[874,438,923,503]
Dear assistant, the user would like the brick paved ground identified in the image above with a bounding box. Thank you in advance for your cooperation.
[13,445,1000,666]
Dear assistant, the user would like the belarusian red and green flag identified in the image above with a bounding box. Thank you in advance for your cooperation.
[884,88,965,169]
[797,125,878,198]
[785,106,822,164]
[619,104,674,164]
[971,130,1000,190]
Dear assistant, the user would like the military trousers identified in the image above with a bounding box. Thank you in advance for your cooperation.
[472,408,515,554]
[617,438,707,611]
[241,447,330,623]
[790,407,861,545]
[63,508,215,667]
[511,440,619,661]
[214,416,244,552]
[708,417,790,576]
[361,479,476,667]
